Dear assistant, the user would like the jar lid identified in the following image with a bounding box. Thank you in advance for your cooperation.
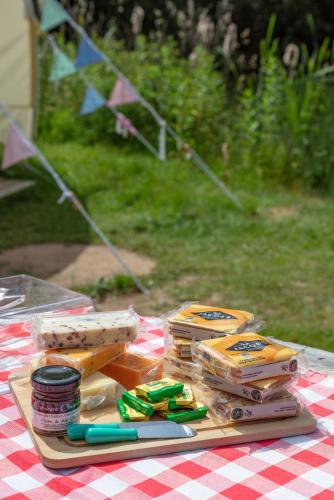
[31,365,81,393]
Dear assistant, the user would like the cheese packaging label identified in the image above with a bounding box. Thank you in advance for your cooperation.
[201,356,298,384]
[168,304,254,336]
[203,371,291,403]
[211,390,298,423]
[198,333,298,368]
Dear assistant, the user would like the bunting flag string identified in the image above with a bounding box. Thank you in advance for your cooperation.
[115,113,137,137]
[47,32,159,157]
[77,79,159,157]
[80,86,106,115]
[40,0,68,32]
[49,49,76,82]
[107,78,139,107]
[75,37,103,69]
[1,123,36,170]
[37,0,242,208]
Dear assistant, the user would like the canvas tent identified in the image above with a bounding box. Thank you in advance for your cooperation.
[0,0,37,141]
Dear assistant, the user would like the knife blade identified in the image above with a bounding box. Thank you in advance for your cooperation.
[67,421,180,441]
[137,424,196,439]
[84,424,197,444]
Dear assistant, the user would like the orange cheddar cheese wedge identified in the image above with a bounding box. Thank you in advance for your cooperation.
[45,343,126,379]
[101,352,163,390]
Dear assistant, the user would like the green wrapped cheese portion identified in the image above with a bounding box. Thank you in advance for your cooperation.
[135,392,169,412]
[135,378,184,402]
[160,403,208,423]
[168,384,196,410]
[117,400,150,421]
[122,390,154,416]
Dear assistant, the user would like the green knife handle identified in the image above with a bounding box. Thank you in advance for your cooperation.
[85,427,138,444]
[67,423,119,440]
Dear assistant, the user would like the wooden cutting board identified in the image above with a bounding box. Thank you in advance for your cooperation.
[9,373,317,469]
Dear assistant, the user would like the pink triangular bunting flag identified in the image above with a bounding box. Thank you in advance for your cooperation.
[107,78,139,107]
[2,124,36,170]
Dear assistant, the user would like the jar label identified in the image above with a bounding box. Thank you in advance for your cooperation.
[32,398,80,414]
[32,407,80,432]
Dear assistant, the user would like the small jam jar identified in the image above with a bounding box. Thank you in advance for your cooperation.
[31,365,81,436]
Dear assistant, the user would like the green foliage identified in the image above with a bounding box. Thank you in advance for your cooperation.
[38,18,334,190]
[229,17,334,188]
[76,275,139,299]
[38,35,224,156]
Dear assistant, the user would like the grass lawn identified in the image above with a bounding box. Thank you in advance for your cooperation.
[1,141,333,351]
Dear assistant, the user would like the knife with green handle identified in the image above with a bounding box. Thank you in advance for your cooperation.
[85,423,197,444]
[67,421,180,441]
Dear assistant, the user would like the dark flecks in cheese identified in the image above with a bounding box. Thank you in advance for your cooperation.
[35,312,137,349]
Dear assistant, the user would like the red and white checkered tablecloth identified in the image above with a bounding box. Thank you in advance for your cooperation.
[0,317,334,500]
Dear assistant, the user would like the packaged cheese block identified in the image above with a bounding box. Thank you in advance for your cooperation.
[80,372,123,411]
[101,352,163,390]
[132,391,169,412]
[32,310,138,349]
[126,390,169,412]
[203,370,291,403]
[168,384,196,410]
[165,351,198,379]
[117,400,150,421]
[135,378,184,402]
[44,343,126,378]
[122,390,155,416]
[201,358,298,384]
[196,333,298,383]
[168,304,254,340]
[172,337,192,358]
[210,390,298,424]
[160,402,208,423]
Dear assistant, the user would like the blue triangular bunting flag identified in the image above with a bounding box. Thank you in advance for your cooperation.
[49,50,76,81]
[75,37,103,69]
[40,0,68,32]
[80,86,106,115]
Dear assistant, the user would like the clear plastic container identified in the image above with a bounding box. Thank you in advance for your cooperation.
[0,275,94,325]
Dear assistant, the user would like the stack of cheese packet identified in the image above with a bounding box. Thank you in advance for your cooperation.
[118,378,208,423]
[164,303,256,378]
[195,332,300,424]
[30,310,139,411]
